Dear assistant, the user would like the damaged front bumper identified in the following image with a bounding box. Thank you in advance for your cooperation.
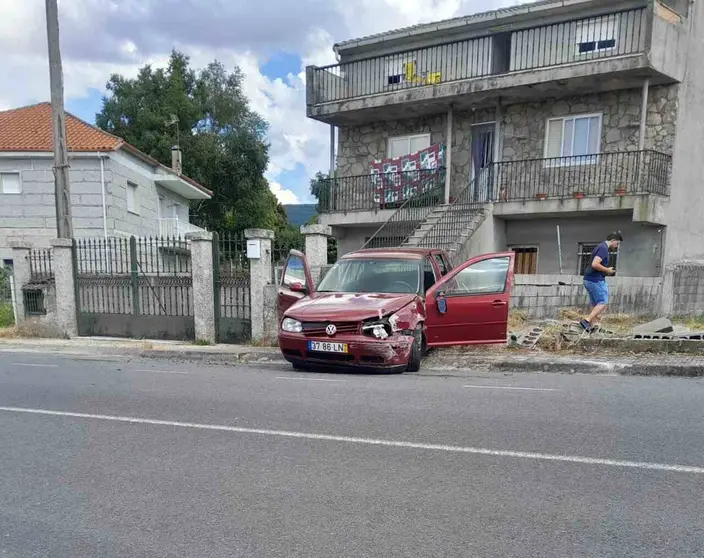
[278,331,414,372]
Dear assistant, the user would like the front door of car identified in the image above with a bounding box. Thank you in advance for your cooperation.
[277,250,314,320]
[425,252,515,346]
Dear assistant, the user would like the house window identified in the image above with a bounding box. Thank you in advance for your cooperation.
[578,242,619,275]
[126,182,138,214]
[545,114,602,164]
[388,133,431,159]
[510,246,539,275]
[0,172,21,194]
[576,16,618,55]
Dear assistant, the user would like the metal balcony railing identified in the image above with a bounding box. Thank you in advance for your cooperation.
[492,150,672,202]
[309,8,647,104]
[317,168,445,213]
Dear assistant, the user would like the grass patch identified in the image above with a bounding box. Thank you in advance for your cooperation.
[193,339,211,346]
[673,315,704,330]
[247,337,278,348]
[0,302,14,328]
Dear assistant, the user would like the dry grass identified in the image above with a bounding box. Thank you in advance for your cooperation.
[248,337,278,348]
[508,309,527,332]
[673,316,704,331]
[0,321,67,339]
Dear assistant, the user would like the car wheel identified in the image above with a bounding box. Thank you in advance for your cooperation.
[292,362,304,371]
[406,326,423,373]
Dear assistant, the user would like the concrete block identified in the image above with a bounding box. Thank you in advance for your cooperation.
[80,194,104,206]
[73,206,104,219]
[26,205,58,218]
[631,318,674,335]
[82,171,101,182]
[69,183,100,195]
[3,217,45,228]
[21,170,51,182]
[0,206,24,217]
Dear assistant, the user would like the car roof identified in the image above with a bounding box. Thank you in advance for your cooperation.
[341,248,440,261]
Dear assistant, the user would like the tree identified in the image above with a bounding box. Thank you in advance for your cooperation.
[96,50,284,233]
[309,171,331,214]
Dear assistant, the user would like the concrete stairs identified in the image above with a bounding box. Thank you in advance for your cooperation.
[403,203,489,260]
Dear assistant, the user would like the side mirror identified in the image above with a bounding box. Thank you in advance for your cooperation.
[436,292,447,314]
[290,282,307,294]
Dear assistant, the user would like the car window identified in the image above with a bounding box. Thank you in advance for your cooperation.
[317,259,421,294]
[443,257,510,296]
[282,254,306,289]
[433,254,448,276]
[423,257,437,292]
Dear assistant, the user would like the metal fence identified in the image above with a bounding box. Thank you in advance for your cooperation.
[28,248,53,283]
[493,150,672,201]
[310,8,646,103]
[214,232,251,343]
[74,236,195,339]
[318,168,445,213]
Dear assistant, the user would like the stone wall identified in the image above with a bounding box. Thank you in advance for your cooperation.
[502,85,678,161]
[511,275,662,319]
[670,263,704,317]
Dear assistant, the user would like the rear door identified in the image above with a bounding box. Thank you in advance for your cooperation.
[277,250,314,320]
[425,252,515,346]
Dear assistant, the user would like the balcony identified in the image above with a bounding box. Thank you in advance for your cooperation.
[307,4,685,124]
[158,218,206,238]
[319,150,671,224]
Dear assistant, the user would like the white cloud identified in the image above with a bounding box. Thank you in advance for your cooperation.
[0,0,530,203]
[269,181,301,204]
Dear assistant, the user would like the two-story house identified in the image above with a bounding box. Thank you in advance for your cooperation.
[306,0,703,278]
[0,103,212,263]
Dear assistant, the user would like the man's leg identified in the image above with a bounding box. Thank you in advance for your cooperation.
[582,281,608,330]
[587,303,607,325]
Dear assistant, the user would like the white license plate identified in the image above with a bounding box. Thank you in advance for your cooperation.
[308,341,348,353]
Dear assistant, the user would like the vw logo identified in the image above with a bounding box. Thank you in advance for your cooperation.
[326,324,337,336]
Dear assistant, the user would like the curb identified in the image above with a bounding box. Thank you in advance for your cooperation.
[140,349,704,378]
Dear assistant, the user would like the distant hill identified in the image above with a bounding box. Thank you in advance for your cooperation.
[283,204,317,226]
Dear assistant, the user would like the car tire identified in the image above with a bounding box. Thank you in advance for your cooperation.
[406,326,423,373]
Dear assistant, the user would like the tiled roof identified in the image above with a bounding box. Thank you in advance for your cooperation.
[334,0,590,51]
[0,102,122,152]
[0,102,212,197]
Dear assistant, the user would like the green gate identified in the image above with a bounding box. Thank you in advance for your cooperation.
[75,236,195,340]
[213,232,251,343]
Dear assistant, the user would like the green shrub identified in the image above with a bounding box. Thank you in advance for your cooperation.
[0,302,14,328]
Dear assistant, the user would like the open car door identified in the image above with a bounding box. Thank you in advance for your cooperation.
[425,251,515,347]
[277,250,314,321]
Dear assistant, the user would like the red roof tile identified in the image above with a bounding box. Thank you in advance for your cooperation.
[0,102,122,152]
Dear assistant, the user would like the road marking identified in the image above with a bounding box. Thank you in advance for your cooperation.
[135,369,188,375]
[276,376,347,383]
[0,405,701,475]
[10,363,59,368]
[463,384,559,392]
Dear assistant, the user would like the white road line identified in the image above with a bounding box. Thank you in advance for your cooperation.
[135,369,188,375]
[463,384,559,392]
[10,363,59,368]
[276,376,347,383]
[0,405,701,475]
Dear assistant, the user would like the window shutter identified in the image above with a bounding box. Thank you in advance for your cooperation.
[0,173,21,194]
[561,119,575,158]
[588,116,601,153]
[545,120,564,158]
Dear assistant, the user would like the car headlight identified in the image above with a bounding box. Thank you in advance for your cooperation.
[281,317,302,333]
[362,315,395,339]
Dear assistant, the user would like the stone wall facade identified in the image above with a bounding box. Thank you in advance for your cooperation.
[336,85,678,199]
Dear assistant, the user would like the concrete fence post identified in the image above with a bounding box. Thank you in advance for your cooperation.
[186,231,216,344]
[50,238,78,337]
[9,240,32,322]
[301,224,331,284]
[246,228,274,341]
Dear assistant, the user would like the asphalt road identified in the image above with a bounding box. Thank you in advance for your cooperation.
[0,352,703,558]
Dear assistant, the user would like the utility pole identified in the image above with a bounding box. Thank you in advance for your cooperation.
[45,0,73,238]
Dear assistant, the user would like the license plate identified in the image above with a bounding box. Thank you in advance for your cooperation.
[308,341,348,353]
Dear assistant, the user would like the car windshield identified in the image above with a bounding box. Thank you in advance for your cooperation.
[317,258,421,294]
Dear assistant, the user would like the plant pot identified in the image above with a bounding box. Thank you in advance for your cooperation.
[536,193,548,201]
[615,188,627,197]
[573,192,585,200]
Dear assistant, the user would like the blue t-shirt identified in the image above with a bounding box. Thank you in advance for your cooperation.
[584,241,610,282]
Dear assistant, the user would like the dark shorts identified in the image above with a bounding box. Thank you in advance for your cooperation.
[584,279,609,306]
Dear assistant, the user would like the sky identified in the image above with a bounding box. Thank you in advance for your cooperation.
[0,0,529,205]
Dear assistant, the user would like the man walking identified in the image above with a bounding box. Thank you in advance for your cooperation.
[580,232,623,332]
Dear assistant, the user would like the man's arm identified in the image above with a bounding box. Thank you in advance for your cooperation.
[591,255,614,275]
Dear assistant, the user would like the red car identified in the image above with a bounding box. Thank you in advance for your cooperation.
[277,247,515,373]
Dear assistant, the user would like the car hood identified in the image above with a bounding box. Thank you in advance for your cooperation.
[286,292,418,322]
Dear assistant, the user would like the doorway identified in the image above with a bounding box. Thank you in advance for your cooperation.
[470,122,495,203]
